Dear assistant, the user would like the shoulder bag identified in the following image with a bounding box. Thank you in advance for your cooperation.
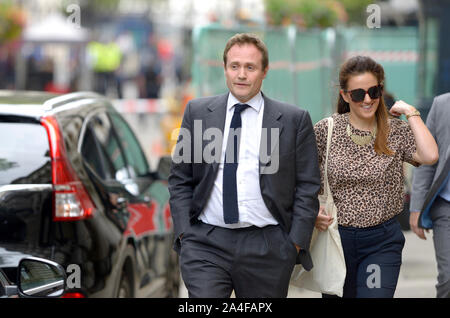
[290,116,346,297]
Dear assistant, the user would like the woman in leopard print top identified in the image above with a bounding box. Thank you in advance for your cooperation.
[313,56,438,298]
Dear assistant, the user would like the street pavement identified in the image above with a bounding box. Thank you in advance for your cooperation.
[395,230,437,298]
[178,230,438,298]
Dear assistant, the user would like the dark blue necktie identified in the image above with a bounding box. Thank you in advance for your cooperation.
[223,103,249,224]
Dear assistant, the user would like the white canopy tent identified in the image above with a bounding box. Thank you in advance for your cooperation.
[18,13,91,91]
[23,13,88,43]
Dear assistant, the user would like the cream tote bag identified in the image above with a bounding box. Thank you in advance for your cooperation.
[290,117,346,297]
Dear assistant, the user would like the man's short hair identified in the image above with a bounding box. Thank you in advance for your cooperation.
[223,33,269,70]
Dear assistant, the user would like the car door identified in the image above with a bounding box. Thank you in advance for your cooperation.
[81,108,167,296]
[80,111,131,231]
[106,110,173,290]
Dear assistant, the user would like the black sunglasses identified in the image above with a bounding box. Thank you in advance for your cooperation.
[344,85,383,102]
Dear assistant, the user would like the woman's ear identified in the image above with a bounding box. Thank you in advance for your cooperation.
[340,89,350,103]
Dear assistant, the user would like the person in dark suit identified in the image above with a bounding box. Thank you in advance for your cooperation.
[410,93,450,298]
[168,33,320,298]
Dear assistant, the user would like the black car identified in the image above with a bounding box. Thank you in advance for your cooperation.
[0,90,179,298]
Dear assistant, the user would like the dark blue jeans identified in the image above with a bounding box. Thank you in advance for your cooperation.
[323,218,405,298]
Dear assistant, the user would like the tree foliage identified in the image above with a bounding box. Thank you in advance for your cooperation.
[0,2,26,44]
[264,0,374,28]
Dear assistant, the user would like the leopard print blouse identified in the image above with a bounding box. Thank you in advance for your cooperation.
[314,112,419,228]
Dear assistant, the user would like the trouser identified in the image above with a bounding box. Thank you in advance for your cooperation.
[323,217,405,298]
[179,221,298,298]
[431,196,450,298]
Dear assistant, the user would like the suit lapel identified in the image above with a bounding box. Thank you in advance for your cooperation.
[429,147,450,197]
[204,93,228,174]
[204,93,228,132]
[260,94,283,173]
[437,147,450,181]
[258,94,284,225]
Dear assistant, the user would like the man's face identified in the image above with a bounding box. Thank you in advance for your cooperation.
[224,43,268,103]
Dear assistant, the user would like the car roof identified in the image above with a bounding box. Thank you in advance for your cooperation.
[0,90,106,119]
[0,90,60,105]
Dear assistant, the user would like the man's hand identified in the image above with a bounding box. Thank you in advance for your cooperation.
[410,211,429,240]
[295,244,301,253]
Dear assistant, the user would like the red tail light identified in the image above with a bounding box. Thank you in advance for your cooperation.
[62,292,86,298]
[41,116,96,221]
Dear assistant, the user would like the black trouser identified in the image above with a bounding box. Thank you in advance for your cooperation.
[323,218,405,298]
[179,221,298,298]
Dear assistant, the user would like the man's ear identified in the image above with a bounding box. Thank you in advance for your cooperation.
[262,66,269,79]
[340,89,350,103]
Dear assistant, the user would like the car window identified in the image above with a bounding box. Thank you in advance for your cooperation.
[0,122,51,185]
[81,126,110,180]
[87,113,129,181]
[109,112,149,177]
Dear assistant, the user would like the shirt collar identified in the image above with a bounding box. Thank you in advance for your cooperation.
[227,92,263,113]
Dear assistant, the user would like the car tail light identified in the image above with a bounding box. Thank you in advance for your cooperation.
[62,292,86,298]
[41,116,96,221]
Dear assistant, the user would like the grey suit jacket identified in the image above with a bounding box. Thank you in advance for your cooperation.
[410,93,450,228]
[168,92,321,270]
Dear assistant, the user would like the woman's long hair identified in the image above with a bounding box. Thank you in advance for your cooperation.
[337,55,394,156]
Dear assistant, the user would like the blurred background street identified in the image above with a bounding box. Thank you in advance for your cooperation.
[2,0,450,164]
[1,0,449,298]
[1,0,442,173]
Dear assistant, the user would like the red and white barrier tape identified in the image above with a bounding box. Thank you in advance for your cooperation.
[112,98,167,114]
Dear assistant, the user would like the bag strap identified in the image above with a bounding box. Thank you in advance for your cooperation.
[323,117,334,197]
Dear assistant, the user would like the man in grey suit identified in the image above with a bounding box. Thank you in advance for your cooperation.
[168,33,320,298]
[410,93,450,298]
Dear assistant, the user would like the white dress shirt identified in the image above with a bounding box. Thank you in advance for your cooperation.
[199,92,278,228]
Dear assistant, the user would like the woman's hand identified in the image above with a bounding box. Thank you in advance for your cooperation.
[315,206,334,231]
[389,100,416,117]
[390,100,438,165]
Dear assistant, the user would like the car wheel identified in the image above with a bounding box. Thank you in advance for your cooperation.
[117,271,132,298]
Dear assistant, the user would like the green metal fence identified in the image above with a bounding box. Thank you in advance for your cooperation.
[192,24,419,124]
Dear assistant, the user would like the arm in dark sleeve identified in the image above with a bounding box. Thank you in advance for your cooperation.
[168,101,194,248]
[289,110,321,252]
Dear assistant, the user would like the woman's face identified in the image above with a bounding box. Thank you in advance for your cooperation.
[340,72,380,122]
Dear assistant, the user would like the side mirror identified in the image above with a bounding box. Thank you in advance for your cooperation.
[17,257,66,298]
[156,155,172,180]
